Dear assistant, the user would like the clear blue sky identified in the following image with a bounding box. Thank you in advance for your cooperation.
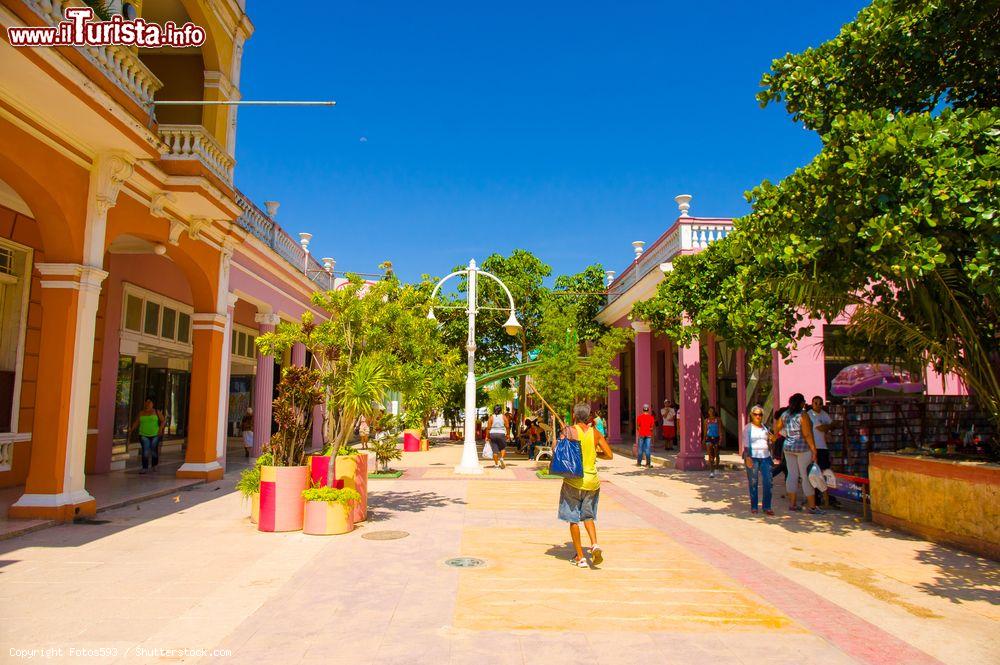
[235,1,869,282]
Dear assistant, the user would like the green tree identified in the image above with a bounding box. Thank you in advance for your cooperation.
[532,297,633,424]
[258,270,460,483]
[440,251,552,415]
[636,0,1000,442]
[553,263,610,341]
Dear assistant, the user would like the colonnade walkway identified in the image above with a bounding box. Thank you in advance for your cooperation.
[0,439,996,664]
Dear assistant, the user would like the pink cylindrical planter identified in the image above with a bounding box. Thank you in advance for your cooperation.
[306,454,368,523]
[308,455,345,489]
[403,429,421,452]
[303,500,353,535]
[258,466,309,532]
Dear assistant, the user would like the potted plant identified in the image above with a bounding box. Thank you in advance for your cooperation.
[256,367,323,533]
[235,452,273,523]
[369,436,404,478]
[302,485,362,535]
[400,411,423,452]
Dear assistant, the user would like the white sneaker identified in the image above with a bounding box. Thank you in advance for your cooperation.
[709,471,715,478]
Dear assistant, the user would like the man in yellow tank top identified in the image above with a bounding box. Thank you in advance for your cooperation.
[558,403,614,567]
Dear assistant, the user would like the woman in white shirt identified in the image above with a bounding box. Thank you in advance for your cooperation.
[741,405,775,516]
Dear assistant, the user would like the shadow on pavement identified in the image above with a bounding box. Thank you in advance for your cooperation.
[914,546,1000,605]
[367,490,467,523]
[0,480,238,555]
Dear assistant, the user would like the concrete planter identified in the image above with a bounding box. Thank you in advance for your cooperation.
[869,453,999,559]
[302,500,354,535]
[402,428,422,452]
[250,492,260,524]
[307,454,368,524]
[258,465,309,532]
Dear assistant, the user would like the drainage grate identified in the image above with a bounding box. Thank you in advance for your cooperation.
[444,557,486,569]
[73,518,111,525]
[361,530,409,541]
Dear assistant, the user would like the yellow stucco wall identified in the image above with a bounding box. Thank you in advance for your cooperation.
[870,454,999,558]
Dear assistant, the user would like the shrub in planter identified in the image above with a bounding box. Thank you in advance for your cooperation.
[258,368,322,533]
[236,452,273,524]
[370,437,402,474]
[302,485,362,535]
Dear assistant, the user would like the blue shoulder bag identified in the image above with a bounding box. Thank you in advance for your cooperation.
[548,427,583,478]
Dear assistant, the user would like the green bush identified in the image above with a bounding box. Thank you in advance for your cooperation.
[301,486,362,506]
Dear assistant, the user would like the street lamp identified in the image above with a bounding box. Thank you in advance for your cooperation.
[428,258,520,474]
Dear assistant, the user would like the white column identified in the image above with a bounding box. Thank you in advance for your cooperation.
[11,265,107,515]
[216,292,238,467]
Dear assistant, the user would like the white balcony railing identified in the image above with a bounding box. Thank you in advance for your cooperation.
[158,124,236,184]
[606,218,734,305]
[25,0,163,110]
[234,191,330,290]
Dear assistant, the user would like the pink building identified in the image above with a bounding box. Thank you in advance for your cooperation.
[597,196,969,473]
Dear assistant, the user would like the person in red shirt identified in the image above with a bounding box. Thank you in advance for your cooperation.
[636,404,655,468]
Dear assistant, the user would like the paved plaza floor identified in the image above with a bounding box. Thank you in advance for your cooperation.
[0,440,996,664]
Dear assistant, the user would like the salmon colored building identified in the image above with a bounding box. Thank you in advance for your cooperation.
[0,0,333,520]
[598,196,969,472]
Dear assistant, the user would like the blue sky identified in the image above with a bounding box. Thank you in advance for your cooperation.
[235,1,869,283]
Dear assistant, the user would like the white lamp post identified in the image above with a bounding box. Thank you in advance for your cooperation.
[427,258,520,474]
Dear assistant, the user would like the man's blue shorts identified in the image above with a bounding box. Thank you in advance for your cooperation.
[558,482,600,523]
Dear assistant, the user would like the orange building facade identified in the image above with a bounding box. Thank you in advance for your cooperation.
[0,0,332,520]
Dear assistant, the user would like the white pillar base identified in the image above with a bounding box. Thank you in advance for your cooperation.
[454,463,484,475]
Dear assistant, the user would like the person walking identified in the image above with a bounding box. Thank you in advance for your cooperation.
[808,396,836,507]
[660,400,677,450]
[130,398,165,474]
[558,403,614,567]
[742,405,775,515]
[486,405,509,469]
[636,404,655,468]
[774,393,821,514]
[703,406,723,478]
[239,407,254,458]
[358,415,371,449]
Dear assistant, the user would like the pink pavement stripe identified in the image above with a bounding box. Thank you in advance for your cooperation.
[602,482,944,665]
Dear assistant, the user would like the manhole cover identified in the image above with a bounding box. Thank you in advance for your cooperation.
[444,557,486,569]
[361,530,409,540]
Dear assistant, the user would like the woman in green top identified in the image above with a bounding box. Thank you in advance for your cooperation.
[558,403,614,568]
[131,398,165,474]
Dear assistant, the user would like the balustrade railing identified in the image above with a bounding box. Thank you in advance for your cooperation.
[234,192,330,290]
[606,218,734,305]
[25,0,163,111]
[158,124,235,184]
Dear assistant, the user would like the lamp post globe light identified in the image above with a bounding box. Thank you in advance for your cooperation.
[428,258,520,474]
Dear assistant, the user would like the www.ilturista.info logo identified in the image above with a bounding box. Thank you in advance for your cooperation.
[7,6,206,48]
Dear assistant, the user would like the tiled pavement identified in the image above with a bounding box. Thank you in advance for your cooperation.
[0,441,996,664]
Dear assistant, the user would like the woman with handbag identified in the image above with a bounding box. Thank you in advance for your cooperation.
[557,403,614,568]
[773,393,822,514]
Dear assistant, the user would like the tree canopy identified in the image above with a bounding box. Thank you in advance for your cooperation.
[634,0,999,430]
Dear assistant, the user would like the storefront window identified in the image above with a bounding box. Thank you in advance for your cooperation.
[143,301,160,335]
[124,294,142,331]
[177,312,190,343]
[160,307,176,340]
